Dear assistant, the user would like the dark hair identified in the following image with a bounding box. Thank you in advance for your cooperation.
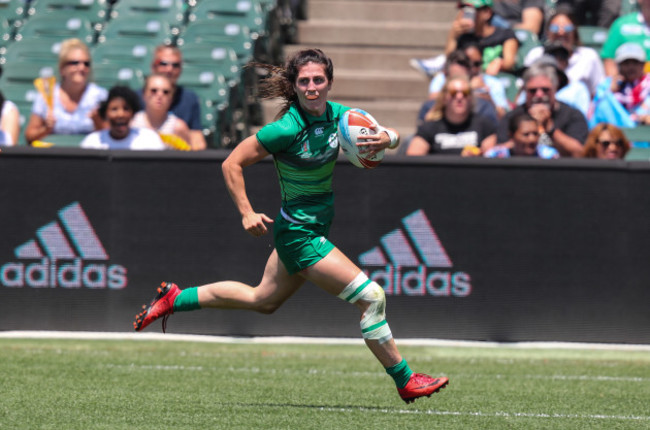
[98,86,141,119]
[444,49,472,74]
[250,48,334,118]
[457,33,482,53]
[508,111,537,136]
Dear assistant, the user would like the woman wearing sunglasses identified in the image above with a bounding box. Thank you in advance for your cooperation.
[25,38,108,145]
[131,74,192,149]
[407,74,496,155]
[582,123,631,159]
[523,5,605,96]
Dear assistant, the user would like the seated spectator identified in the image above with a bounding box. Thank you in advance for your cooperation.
[445,0,519,75]
[430,35,510,118]
[555,0,622,28]
[523,6,606,96]
[81,86,166,150]
[25,38,107,145]
[601,0,650,76]
[0,91,20,146]
[410,0,519,77]
[131,74,192,149]
[419,50,498,125]
[407,75,497,155]
[491,0,545,36]
[583,123,631,159]
[497,63,588,157]
[145,45,206,150]
[590,42,650,127]
[484,111,560,158]
[519,52,591,116]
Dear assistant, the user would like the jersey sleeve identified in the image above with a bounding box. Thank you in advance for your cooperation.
[255,113,298,154]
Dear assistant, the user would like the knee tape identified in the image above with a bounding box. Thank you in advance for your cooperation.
[338,272,393,344]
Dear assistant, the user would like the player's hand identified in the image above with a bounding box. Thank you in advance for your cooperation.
[356,131,389,155]
[242,212,274,237]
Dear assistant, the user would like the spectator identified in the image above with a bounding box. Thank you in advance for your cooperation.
[445,0,519,75]
[24,38,107,145]
[484,111,560,158]
[583,123,631,159]
[429,36,510,118]
[80,86,166,150]
[131,74,193,149]
[0,90,20,146]
[497,62,588,157]
[419,50,498,126]
[407,75,497,155]
[520,52,591,116]
[523,6,606,96]
[147,45,206,150]
[491,0,546,36]
[601,0,650,77]
[555,0,622,29]
[590,42,650,127]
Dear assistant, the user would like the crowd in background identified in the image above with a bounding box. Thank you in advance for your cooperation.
[0,0,648,159]
[407,0,649,160]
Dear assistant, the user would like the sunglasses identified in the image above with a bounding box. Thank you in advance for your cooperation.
[449,88,471,98]
[155,60,181,69]
[549,23,575,34]
[598,139,623,147]
[65,60,91,67]
[526,87,552,95]
[149,87,171,95]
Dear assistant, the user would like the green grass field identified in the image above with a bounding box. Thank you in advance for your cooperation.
[1,336,649,429]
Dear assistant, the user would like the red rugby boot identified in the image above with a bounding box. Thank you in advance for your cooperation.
[397,373,449,404]
[133,282,181,333]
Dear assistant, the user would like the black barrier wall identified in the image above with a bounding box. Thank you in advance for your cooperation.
[1,148,649,344]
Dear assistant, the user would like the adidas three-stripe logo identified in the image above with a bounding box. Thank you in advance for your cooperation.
[1,202,127,289]
[359,209,472,297]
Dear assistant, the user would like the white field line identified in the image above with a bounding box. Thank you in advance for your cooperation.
[315,406,650,422]
[2,331,650,352]
[103,363,650,383]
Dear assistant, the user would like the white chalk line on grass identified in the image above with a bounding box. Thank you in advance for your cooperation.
[103,363,650,383]
[314,406,650,422]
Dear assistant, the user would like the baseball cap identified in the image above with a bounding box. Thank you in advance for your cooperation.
[459,0,493,8]
[615,42,647,63]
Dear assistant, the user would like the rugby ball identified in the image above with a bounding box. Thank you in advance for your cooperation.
[337,108,385,169]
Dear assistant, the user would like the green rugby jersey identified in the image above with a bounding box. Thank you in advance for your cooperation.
[601,12,650,60]
[256,101,350,225]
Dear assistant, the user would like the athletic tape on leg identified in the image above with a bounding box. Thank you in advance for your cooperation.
[338,273,393,344]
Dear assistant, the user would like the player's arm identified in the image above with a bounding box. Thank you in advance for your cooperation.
[222,135,274,237]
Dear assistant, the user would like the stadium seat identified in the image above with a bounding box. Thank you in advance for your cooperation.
[13,11,95,44]
[28,0,109,24]
[2,37,62,65]
[91,63,144,90]
[0,0,30,25]
[0,60,56,85]
[178,19,254,66]
[109,0,185,27]
[495,72,521,105]
[91,39,155,70]
[98,16,175,45]
[180,43,240,86]
[622,126,650,151]
[577,26,609,49]
[513,29,541,72]
[34,133,84,147]
[0,17,14,56]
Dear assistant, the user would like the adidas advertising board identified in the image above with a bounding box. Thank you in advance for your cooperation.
[1,202,127,289]
[359,210,471,297]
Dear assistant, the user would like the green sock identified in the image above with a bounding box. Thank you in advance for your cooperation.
[385,359,413,389]
[172,287,201,312]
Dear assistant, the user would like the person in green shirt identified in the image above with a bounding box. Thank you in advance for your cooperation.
[132,48,448,403]
[601,0,650,76]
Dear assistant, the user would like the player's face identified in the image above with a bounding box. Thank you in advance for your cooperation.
[512,120,540,156]
[595,129,624,160]
[294,62,331,116]
[152,49,182,85]
[106,97,134,140]
[144,76,174,111]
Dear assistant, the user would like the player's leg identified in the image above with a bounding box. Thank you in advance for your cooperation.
[134,250,305,331]
[301,246,448,403]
